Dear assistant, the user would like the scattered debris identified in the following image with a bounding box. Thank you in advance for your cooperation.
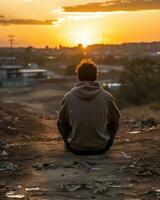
[124,198,141,200]
[25,187,41,192]
[154,189,160,199]
[110,185,122,188]
[6,191,25,199]
[129,118,159,130]
[119,157,160,177]
[0,141,10,151]
[0,184,8,195]
[0,101,49,136]
[129,131,140,134]
[17,134,31,143]
[25,186,48,197]
[124,139,131,142]
[52,136,62,141]
[143,188,160,199]
[5,186,48,200]
[93,176,119,187]
[121,152,132,159]
[60,183,93,192]
[59,180,110,196]
[0,162,17,172]
[93,185,108,195]
[32,162,56,170]
[0,150,8,157]
[136,168,153,176]
[64,160,101,171]
[0,140,10,158]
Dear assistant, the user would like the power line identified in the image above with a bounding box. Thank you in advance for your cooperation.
[8,34,15,58]
[8,34,15,49]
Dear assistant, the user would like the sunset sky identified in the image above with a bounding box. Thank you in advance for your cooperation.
[0,0,160,47]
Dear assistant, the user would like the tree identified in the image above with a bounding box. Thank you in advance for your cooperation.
[65,65,76,76]
[119,58,160,105]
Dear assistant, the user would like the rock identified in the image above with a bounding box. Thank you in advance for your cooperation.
[64,160,100,171]
[0,162,17,172]
[136,168,153,176]
[0,150,8,157]
[60,183,93,192]
[32,162,56,170]
[25,187,41,192]
[0,141,7,150]
[121,152,132,159]
[93,185,108,195]
[6,191,25,199]
[129,118,159,130]
[143,188,160,199]
[129,131,140,134]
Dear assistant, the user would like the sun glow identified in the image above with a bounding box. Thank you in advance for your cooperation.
[75,35,94,47]
[69,23,101,47]
[81,38,91,47]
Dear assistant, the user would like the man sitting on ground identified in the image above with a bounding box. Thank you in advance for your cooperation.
[57,59,120,155]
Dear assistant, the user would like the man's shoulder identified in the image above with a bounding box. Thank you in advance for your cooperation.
[63,89,75,103]
[99,89,114,101]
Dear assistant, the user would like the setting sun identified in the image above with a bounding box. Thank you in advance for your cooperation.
[68,22,101,47]
[81,38,90,48]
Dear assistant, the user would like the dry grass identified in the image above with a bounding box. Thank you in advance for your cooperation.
[121,104,160,121]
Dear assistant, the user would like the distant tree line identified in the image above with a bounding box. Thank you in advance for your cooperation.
[117,58,160,106]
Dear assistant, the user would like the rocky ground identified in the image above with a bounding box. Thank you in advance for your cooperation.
[0,81,160,200]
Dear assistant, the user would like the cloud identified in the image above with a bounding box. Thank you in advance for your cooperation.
[0,15,6,18]
[0,18,56,25]
[63,0,160,12]
[52,7,108,26]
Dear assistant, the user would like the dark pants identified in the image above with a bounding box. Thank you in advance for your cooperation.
[57,121,114,155]
[65,141,112,155]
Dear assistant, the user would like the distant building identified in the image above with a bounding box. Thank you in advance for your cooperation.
[0,65,49,87]
[0,57,16,61]
[0,57,16,65]
[0,65,23,80]
[97,64,124,73]
[27,63,39,69]
[19,69,48,79]
[101,81,121,90]
[148,52,160,57]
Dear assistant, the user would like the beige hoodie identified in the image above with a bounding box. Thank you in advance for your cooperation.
[57,81,120,151]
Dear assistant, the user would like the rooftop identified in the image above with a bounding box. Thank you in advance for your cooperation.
[0,65,23,69]
[19,69,47,73]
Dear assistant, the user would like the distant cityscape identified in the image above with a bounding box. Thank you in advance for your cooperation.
[0,41,160,88]
[1,41,160,65]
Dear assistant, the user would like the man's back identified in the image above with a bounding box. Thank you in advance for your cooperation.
[58,81,120,151]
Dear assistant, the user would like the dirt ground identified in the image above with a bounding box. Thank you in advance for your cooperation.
[0,80,160,200]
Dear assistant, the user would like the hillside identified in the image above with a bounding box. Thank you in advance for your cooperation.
[0,82,160,200]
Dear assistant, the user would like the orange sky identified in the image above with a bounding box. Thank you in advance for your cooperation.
[0,0,160,47]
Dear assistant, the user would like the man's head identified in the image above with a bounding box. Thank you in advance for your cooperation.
[76,59,97,81]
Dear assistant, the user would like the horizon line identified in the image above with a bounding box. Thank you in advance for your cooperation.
[0,41,160,49]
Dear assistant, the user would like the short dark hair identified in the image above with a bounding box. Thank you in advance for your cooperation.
[76,59,97,81]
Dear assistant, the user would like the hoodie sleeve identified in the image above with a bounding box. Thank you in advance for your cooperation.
[57,96,72,143]
[107,94,120,147]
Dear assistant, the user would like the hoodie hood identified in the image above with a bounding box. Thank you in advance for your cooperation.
[71,81,102,100]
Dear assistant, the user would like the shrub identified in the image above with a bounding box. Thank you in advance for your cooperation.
[118,58,160,105]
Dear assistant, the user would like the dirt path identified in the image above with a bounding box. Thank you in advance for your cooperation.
[1,118,160,200]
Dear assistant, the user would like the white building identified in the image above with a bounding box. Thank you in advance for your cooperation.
[97,64,124,73]
[0,65,23,80]
[0,65,49,87]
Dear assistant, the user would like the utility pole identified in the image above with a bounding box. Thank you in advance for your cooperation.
[8,34,15,58]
